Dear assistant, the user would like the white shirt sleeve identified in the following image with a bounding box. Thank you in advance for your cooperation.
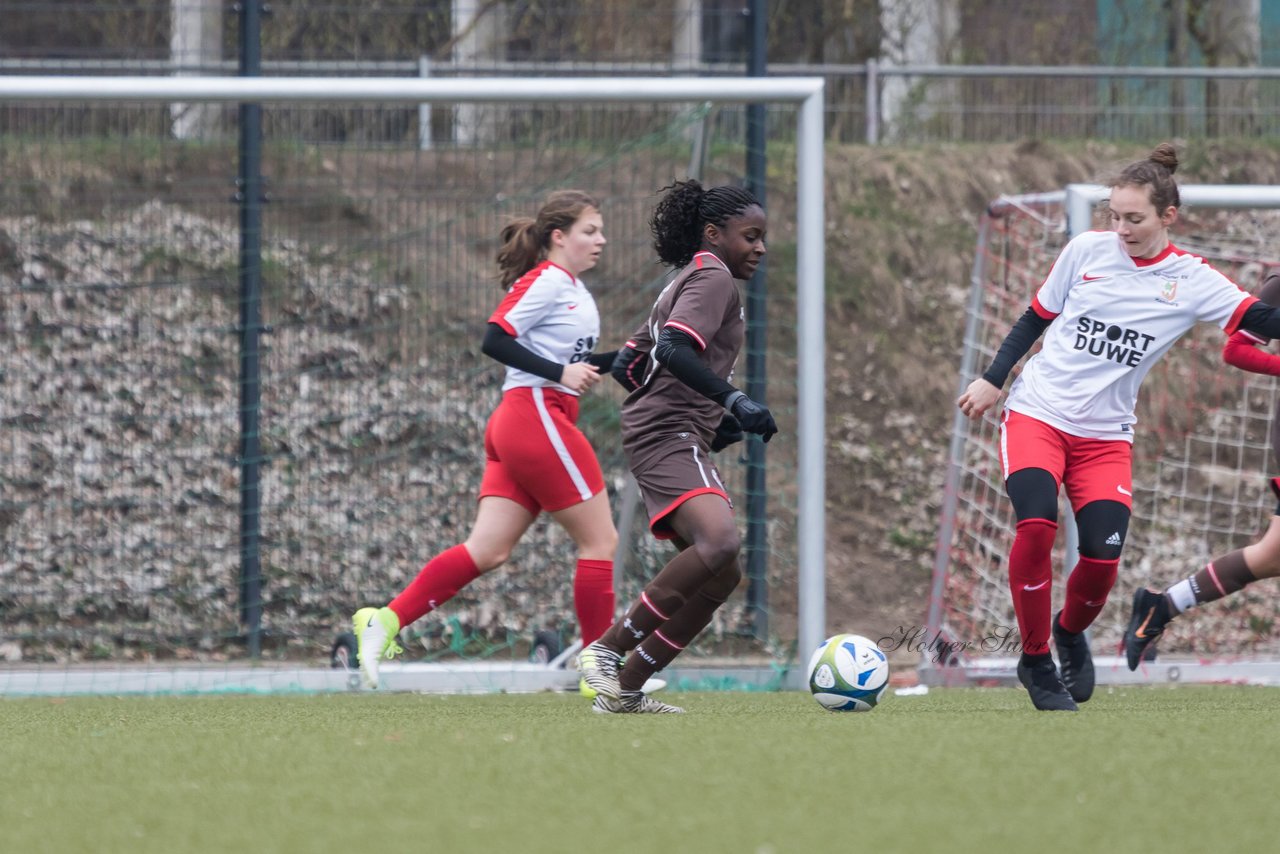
[1193,265,1253,330]
[1032,232,1090,316]
[491,268,563,337]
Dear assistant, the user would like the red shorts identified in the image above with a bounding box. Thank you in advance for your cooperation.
[479,387,606,515]
[1000,410,1133,510]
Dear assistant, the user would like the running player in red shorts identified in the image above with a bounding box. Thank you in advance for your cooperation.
[1123,271,1280,668]
[351,190,619,689]
[578,179,776,714]
[959,143,1280,710]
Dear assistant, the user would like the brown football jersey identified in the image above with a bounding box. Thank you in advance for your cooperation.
[620,251,744,454]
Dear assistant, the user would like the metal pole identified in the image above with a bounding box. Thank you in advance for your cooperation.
[922,214,993,679]
[237,0,264,658]
[795,87,826,670]
[744,0,769,640]
[865,57,878,145]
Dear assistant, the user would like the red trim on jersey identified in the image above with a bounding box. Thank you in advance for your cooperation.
[692,251,728,271]
[1030,296,1058,320]
[489,260,566,337]
[664,320,707,350]
[1224,295,1258,335]
[1131,242,1178,267]
[546,260,577,281]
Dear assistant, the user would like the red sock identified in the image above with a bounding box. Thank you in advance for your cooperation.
[573,559,615,646]
[387,544,480,626]
[1007,519,1057,655]
[1058,556,1119,634]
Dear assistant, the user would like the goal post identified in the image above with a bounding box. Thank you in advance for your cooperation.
[927,182,1280,687]
[0,75,826,694]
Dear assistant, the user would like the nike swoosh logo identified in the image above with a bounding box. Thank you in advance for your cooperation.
[1134,608,1156,640]
[567,303,578,310]
[1023,580,1050,591]
[1083,274,1105,281]
[1117,485,1132,496]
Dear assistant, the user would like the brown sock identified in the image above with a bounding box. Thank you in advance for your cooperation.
[599,548,715,653]
[618,560,742,692]
[1192,549,1257,604]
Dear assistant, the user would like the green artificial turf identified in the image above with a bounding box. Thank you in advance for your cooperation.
[4,687,1277,853]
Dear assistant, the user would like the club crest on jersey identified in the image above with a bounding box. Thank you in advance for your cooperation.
[1156,280,1178,305]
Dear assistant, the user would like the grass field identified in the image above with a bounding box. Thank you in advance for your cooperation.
[5,685,1278,853]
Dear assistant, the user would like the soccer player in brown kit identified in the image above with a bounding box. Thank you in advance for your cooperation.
[1123,271,1280,668]
[578,179,775,714]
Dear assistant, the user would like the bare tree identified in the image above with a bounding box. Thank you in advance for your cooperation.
[1187,0,1261,136]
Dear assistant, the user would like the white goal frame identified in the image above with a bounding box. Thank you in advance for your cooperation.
[0,75,826,694]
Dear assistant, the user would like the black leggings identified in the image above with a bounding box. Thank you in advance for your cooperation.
[1005,468,1130,560]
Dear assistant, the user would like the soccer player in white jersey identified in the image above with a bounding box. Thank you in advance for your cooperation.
[958,143,1280,710]
[1123,272,1280,669]
[351,190,620,690]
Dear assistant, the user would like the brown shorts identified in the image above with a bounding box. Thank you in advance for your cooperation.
[627,431,733,540]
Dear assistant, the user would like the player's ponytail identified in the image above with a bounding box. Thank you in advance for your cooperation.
[651,179,761,268]
[1112,141,1181,212]
[496,190,600,288]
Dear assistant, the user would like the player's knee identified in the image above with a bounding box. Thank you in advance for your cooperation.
[463,543,511,572]
[1074,499,1129,561]
[1006,468,1059,522]
[694,528,741,572]
[579,527,618,561]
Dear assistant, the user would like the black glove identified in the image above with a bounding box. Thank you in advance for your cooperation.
[710,413,745,452]
[611,345,651,392]
[725,391,778,444]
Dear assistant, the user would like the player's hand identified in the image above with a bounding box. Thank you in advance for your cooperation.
[710,413,745,452]
[729,393,778,443]
[957,378,1000,419]
[560,362,602,393]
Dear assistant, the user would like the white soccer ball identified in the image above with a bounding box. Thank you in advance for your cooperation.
[806,633,890,712]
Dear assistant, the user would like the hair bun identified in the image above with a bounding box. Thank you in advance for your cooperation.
[1148,142,1178,175]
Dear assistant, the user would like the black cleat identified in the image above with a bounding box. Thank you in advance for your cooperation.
[1123,587,1172,671]
[1052,612,1095,703]
[1016,654,1078,711]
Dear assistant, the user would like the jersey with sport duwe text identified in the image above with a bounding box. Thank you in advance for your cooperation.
[620,251,745,450]
[1005,229,1256,442]
[488,260,601,394]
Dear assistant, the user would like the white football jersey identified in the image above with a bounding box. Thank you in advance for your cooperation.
[1006,230,1256,442]
[488,260,602,394]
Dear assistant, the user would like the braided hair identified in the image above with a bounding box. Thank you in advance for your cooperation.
[650,179,761,268]
[1111,142,1181,212]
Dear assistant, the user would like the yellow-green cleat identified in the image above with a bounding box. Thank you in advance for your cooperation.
[579,674,666,700]
[352,606,402,689]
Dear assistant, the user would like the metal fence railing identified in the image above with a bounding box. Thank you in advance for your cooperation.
[6,57,1280,145]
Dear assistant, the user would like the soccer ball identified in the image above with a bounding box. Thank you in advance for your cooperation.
[806,633,890,712]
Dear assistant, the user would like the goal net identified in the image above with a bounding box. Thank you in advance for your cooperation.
[0,76,825,695]
[927,185,1280,686]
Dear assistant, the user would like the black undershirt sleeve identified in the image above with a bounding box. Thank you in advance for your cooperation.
[653,327,737,405]
[982,307,1054,389]
[587,350,618,371]
[1238,302,1280,341]
[480,322,562,383]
